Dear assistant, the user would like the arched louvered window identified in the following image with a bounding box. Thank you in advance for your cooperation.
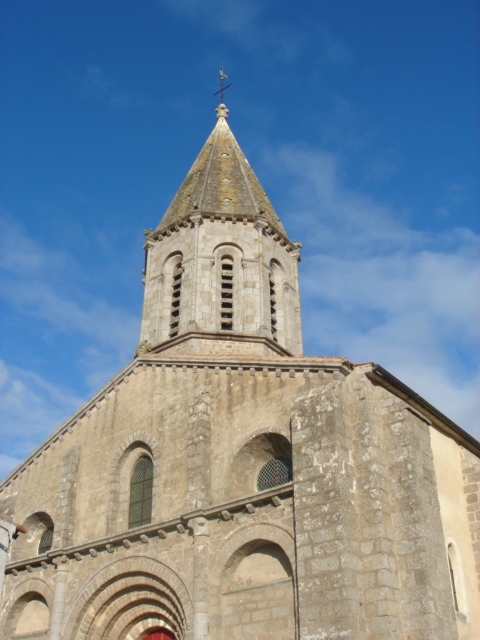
[38,527,54,555]
[169,262,183,338]
[220,257,234,330]
[257,457,293,491]
[269,272,277,342]
[128,456,153,529]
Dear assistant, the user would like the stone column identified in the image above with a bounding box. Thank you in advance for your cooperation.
[188,213,203,331]
[0,518,17,603]
[254,216,268,335]
[187,387,212,510]
[188,517,210,640]
[290,245,303,355]
[49,555,69,640]
[54,444,81,549]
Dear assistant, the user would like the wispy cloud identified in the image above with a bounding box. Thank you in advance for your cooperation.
[0,359,85,476]
[0,215,140,480]
[81,65,148,108]
[266,145,480,436]
[157,0,348,63]
[0,216,139,372]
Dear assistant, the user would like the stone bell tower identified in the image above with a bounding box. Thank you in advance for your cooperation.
[137,103,303,358]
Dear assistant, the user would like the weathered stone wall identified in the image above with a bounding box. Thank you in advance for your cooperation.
[430,427,480,639]
[290,368,461,640]
[0,358,477,640]
[291,374,365,640]
[460,447,480,594]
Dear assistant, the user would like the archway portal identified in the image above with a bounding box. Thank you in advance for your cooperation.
[145,630,176,640]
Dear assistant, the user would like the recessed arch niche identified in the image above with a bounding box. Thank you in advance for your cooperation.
[221,540,295,639]
[228,431,292,499]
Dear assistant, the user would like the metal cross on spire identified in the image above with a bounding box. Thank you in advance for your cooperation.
[213,66,232,103]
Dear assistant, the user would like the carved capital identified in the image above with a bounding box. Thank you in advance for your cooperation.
[290,249,301,262]
[254,216,268,232]
[53,555,68,568]
[134,340,152,357]
[187,516,209,537]
[190,213,203,226]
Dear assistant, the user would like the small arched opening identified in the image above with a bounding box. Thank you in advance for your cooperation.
[228,432,292,499]
[12,511,54,561]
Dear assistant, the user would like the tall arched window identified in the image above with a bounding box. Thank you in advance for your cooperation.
[38,527,54,555]
[169,262,183,338]
[129,456,153,529]
[257,457,293,491]
[220,256,234,330]
[447,542,466,614]
[269,271,277,341]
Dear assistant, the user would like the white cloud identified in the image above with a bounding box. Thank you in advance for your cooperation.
[157,0,337,62]
[0,216,140,481]
[0,216,140,376]
[268,145,479,436]
[81,65,147,108]
[0,359,85,465]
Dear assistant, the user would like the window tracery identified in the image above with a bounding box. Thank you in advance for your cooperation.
[257,457,293,491]
[38,527,54,555]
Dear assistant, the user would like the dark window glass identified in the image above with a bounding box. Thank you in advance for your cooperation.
[257,457,293,491]
[38,527,54,555]
[129,456,153,529]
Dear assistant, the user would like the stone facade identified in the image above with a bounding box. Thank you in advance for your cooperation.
[0,105,479,640]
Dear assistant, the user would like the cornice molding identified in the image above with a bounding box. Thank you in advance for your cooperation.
[5,485,293,574]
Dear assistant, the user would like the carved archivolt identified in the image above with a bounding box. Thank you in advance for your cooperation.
[62,555,193,640]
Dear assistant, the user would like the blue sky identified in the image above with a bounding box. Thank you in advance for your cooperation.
[1,0,479,479]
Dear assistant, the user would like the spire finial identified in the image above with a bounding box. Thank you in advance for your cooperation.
[213,66,232,109]
[216,103,229,119]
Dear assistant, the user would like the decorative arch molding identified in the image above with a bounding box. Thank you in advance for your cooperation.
[62,555,193,640]
[106,432,161,535]
[211,241,245,258]
[159,252,185,341]
[161,250,184,272]
[214,522,296,584]
[114,431,161,461]
[230,426,291,463]
[0,577,53,637]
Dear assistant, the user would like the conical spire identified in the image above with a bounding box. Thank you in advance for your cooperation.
[155,104,286,234]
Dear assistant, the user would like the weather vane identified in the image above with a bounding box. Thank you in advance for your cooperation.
[213,66,232,103]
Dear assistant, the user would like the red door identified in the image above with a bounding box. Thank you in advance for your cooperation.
[144,631,176,640]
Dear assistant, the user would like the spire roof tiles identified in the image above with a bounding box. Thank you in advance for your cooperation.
[155,104,286,235]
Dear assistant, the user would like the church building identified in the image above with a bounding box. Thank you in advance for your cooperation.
[0,102,479,640]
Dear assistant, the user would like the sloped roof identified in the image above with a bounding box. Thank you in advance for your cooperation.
[155,104,286,234]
